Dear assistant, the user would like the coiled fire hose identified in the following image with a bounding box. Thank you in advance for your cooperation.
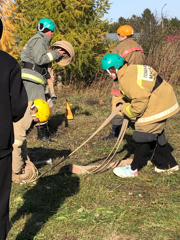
[50,40,75,66]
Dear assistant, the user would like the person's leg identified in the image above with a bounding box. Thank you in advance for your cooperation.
[113,141,149,177]
[152,143,179,172]
[131,142,150,170]
[36,122,50,141]
[47,79,57,100]
[12,102,33,173]
[0,154,12,240]
[113,129,160,178]
[102,115,124,140]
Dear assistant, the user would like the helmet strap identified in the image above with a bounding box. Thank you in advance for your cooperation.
[38,23,45,32]
[106,69,111,75]
[29,104,35,110]
[106,69,117,78]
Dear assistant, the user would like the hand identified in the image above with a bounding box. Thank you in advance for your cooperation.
[49,76,55,82]
[30,113,39,122]
[32,116,39,122]
[57,48,66,56]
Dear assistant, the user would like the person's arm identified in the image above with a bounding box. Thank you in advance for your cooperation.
[30,38,62,65]
[10,62,28,122]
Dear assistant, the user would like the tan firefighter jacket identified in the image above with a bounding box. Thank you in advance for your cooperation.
[111,37,146,109]
[117,64,180,126]
[112,37,145,65]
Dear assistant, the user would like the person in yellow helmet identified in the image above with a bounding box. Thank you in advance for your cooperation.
[103,25,146,140]
[12,99,50,183]
[101,53,179,178]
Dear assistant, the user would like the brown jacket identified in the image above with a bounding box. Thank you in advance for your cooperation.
[118,64,179,127]
[112,37,145,65]
[111,37,146,111]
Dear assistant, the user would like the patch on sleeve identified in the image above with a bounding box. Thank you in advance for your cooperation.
[138,65,154,81]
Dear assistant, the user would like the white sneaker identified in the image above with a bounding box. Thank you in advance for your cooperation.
[155,165,179,173]
[113,165,138,178]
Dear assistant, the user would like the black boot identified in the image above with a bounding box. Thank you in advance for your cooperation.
[102,125,120,140]
[36,124,50,141]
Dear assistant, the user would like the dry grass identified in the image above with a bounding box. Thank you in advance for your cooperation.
[147,40,180,86]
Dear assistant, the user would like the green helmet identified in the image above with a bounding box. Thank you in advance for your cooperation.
[101,53,124,70]
[38,18,55,32]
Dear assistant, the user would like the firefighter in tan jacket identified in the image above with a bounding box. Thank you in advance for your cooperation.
[101,53,179,178]
[104,25,146,140]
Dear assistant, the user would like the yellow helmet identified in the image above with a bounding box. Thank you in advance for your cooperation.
[117,25,134,37]
[33,99,50,122]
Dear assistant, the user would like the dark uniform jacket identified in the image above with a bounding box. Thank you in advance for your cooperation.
[0,51,28,158]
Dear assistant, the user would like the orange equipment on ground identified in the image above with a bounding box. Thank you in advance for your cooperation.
[66,99,74,120]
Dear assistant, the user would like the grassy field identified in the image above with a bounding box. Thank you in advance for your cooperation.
[7,82,180,240]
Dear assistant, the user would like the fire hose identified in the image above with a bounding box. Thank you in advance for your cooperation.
[50,40,75,66]
[34,105,129,181]
[47,40,75,100]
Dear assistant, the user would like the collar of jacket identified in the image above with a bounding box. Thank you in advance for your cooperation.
[36,31,52,45]
[119,36,134,43]
[117,63,128,79]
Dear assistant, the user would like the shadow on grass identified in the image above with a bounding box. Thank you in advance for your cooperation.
[48,113,66,134]
[27,147,71,163]
[27,112,65,136]
[10,165,79,240]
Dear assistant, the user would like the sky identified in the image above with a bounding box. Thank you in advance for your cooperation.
[103,0,180,23]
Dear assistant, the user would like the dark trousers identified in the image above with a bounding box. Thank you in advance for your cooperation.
[131,141,178,171]
[0,154,12,240]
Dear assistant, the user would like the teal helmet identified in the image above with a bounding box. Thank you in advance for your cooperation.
[101,53,124,70]
[38,18,55,32]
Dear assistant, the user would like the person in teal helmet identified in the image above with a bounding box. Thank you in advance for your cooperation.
[38,18,56,32]
[20,17,65,141]
[101,53,179,178]
[12,18,65,181]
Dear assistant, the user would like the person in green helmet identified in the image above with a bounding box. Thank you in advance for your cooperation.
[102,25,146,141]
[20,18,65,141]
[101,53,179,178]
[12,18,65,180]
